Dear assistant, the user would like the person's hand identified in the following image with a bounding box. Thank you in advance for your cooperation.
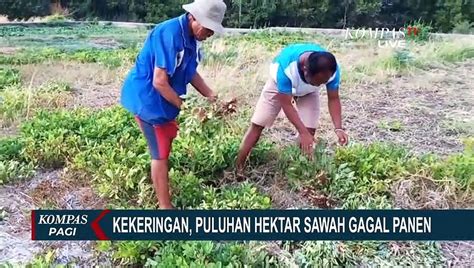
[335,129,349,146]
[176,97,184,110]
[300,132,315,158]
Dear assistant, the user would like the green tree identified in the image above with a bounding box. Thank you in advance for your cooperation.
[0,0,471,32]
[434,0,472,32]
[0,0,50,20]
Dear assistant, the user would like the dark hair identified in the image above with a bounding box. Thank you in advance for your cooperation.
[307,51,337,76]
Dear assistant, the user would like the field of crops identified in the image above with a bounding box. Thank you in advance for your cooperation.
[0,23,473,266]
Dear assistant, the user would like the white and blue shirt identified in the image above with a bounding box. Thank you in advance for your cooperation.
[121,14,201,124]
[270,43,341,96]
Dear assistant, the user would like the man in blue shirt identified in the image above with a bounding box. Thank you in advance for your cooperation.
[121,0,227,209]
[236,43,349,171]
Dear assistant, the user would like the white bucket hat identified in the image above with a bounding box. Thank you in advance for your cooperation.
[183,0,227,35]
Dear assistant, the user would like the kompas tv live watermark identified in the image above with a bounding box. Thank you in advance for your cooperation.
[344,26,419,48]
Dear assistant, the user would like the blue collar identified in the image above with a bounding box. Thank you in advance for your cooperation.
[179,13,195,49]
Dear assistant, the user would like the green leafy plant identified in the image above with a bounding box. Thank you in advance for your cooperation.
[378,120,404,132]
[328,143,415,208]
[0,137,24,161]
[326,163,393,209]
[0,67,21,89]
[296,241,444,266]
[335,143,412,181]
[0,47,139,68]
[0,137,35,185]
[278,141,335,190]
[113,241,159,265]
[146,241,275,267]
[0,160,35,185]
[200,182,271,209]
[381,49,414,71]
[430,139,474,191]
[295,241,357,266]
[18,100,273,207]
[170,170,205,209]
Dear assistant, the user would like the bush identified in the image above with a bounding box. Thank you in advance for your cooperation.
[101,236,276,266]
[404,20,432,42]
[173,98,273,178]
[111,241,159,265]
[389,49,414,70]
[452,20,473,34]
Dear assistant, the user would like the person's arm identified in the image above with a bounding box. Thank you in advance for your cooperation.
[326,65,348,145]
[278,93,315,155]
[150,28,183,109]
[153,67,182,109]
[327,89,348,145]
[274,65,315,155]
[327,90,342,129]
[191,72,217,101]
[275,67,310,136]
[278,94,310,135]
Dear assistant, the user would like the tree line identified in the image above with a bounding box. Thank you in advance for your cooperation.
[0,0,472,33]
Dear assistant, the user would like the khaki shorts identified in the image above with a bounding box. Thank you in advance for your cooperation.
[251,79,320,129]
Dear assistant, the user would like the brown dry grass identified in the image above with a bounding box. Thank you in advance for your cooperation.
[199,42,274,104]
[18,62,128,110]
[392,173,459,209]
